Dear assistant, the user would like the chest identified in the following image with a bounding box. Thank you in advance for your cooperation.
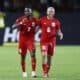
[41,19,58,33]
[23,20,36,28]
[19,19,36,32]
[41,19,56,29]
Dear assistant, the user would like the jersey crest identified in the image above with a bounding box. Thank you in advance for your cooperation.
[51,22,56,27]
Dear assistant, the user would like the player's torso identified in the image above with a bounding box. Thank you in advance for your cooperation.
[40,16,57,42]
[18,16,37,39]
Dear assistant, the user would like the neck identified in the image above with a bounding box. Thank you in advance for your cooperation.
[26,15,32,20]
[47,16,53,20]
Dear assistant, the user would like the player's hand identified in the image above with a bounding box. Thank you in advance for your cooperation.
[20,18,27,25]
[59,32,63,40]
[22,18,27,23]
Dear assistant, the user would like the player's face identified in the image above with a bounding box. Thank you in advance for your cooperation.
[24,8,32,17]
[47,8,55,18]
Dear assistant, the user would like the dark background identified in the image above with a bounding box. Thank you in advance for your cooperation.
[0,0,80,45]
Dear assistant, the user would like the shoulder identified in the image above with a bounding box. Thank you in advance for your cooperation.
[16,16,25,22]
[54,17,60,22]
[38,16,47,23]
[54,18,60,24]
[40,16,47,20]
[32,17,36,19]
[32,17,38,21]
[54,18,61,26]
[31,17,39,24]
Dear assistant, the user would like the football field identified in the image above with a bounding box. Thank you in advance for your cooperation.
[0,45,80,80]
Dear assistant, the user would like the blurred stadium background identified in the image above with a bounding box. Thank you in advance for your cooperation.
[0,0,80,45]
[0,0,80,80]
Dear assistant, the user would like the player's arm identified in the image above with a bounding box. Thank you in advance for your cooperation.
[35,26,40,33]
[12,22,22,29]
[12,18,27,29]
[56,20,63,40]
[57,29,63,40]
[12,20,24,29]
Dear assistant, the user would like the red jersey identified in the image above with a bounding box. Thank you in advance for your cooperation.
[16,16,37,41]
[39,16,60,42]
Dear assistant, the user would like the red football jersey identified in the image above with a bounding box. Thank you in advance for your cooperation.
[16,16,37,40]
[39,16,60,42]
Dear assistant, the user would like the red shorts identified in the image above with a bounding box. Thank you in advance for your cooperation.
[40,41,56,56]
[18,38,35,55]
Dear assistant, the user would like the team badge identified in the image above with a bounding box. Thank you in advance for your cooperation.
[51,22,56,27]
[32,22,35,27]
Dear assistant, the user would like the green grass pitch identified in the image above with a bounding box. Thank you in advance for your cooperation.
[0,45,80,80]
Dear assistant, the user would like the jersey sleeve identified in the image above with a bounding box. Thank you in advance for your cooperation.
[56,20,61,29]
[16,17,22,24]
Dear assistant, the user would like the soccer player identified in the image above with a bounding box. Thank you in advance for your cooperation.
[38,7,63,77]
[12,7,38,78]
